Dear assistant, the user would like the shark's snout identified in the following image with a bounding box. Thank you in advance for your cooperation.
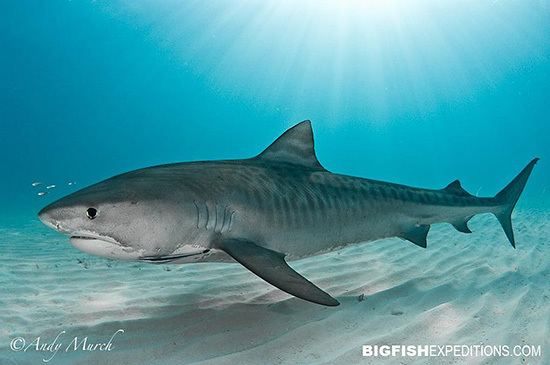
[38,201,141,260]
[38,205,57,230]
[38,203,73,234]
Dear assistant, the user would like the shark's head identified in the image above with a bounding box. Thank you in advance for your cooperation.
[38,173,195,260]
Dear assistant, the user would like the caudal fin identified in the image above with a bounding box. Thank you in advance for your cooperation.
[493,158,539,248]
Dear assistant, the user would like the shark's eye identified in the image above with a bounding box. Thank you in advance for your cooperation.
[86,207,98,220]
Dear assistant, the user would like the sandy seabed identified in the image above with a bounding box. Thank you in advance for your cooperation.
[1,209,549,365]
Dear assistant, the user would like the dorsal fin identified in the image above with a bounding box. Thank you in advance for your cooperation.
[255,120,325,170]
[443,179,472,197]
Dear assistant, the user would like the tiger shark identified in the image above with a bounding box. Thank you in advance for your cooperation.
[38,121,538,306]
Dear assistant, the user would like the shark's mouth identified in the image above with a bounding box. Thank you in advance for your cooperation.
[40,217,134,258]
[68,234,139,260]
[69,233,122,245]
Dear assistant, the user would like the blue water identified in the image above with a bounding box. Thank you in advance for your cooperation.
[2,0,549,221]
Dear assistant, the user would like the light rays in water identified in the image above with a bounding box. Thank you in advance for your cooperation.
[117,0,545,128]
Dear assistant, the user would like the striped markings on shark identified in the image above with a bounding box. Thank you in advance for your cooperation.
[38,121,539,306]
[192,201,236,233]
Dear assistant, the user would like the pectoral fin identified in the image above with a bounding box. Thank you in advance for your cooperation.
[217,238,339,306]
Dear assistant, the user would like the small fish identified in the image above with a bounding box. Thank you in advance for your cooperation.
[46,184,56,189]
[68,181,76,186]
[37,192,47,196]
[32,181,42,187]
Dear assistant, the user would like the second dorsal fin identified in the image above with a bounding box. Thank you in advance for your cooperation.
[443,180,473,197]
[255,120,325,170]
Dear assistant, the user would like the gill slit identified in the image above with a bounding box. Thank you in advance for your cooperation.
[194,200,235,233]
[204,202,210,229]
[193,200,200,229]
[228,210,235,232]
[220,206,228,233]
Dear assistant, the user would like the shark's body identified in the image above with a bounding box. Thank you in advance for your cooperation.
[39,121,538,306]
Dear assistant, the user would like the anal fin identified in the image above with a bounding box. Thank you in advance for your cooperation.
[400,224,430,248]
[217,238,339,306]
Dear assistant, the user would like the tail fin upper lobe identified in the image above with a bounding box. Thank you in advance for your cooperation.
[493,158,539,248]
